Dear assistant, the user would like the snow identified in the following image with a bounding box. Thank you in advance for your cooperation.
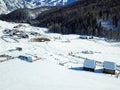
[0,20,120,90]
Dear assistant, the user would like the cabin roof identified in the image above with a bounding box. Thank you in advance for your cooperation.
[83,59,96,69]
[103,61,116,70]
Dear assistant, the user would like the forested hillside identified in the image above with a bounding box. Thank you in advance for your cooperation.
[35,0,120,41]
[0,6,56,22]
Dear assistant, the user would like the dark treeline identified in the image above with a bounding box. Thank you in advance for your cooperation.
[1,0,120,41]
[0,8,32,22]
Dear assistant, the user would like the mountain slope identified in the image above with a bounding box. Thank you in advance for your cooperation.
[0,6,57,22]
[0,0,77,14]
[34,0,120,40]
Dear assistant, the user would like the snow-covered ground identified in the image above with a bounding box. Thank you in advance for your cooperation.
[0,20,120,90]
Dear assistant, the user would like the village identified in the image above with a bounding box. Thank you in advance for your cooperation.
[0,20,120,90]
[0,22,120,79]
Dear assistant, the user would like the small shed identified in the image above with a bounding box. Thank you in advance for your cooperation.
[80,35,93,39]
[3,29,11,34]
[18,32,29,38]
[18,55,32,62]
[83,59,96,71]
[9,31,15,36]
[16,47,22,51]
[103,61,116,74]
[9,29,18,36]
[30,31,40,36]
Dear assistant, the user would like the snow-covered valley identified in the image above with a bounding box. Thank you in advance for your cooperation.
[0,20,120,90]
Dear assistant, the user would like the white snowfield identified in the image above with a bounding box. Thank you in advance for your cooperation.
[0,20,120,90]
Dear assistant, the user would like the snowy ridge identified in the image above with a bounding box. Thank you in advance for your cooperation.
[0,0,77,14]
[0,20,120,90]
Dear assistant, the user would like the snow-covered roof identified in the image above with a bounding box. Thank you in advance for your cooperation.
[83,59,96,69]
[103,61,116,70]
[18,55,33,62]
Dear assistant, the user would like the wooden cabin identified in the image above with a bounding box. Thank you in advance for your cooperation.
[16,47,22,51]
[103,61,116,74]
[83,59,96,71]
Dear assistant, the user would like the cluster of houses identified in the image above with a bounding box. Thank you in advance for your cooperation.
[3,29,29,38]
[83,59,116,74]
[3,28,40,39]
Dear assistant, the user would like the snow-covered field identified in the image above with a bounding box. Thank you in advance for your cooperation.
[0,20,120,90]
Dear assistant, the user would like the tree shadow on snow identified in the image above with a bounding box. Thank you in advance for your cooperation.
[69,67,103,74]
[69,67,83,71]
[94,69,103,74]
